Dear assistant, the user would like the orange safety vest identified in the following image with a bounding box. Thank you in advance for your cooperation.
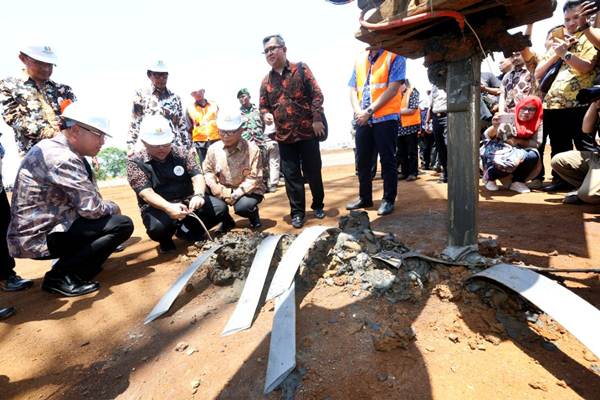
[188,101,219,142]
[399,87,421,127]
[355,50,402,119]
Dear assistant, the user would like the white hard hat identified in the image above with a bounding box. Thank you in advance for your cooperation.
[62,102,111,137]
[216,110,243,131]
[139,115,174,145]
[21,45,58,65]
[147,59,168,73]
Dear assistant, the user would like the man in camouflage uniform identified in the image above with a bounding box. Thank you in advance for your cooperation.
[0,45,76,156]
[127,60,189,155]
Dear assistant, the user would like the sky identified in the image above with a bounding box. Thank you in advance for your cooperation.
[0,0,569,184]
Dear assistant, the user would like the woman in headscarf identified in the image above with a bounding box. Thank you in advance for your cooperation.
[481,96,544,193]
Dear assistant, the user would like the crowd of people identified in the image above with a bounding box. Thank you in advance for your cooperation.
[0,1,599,321]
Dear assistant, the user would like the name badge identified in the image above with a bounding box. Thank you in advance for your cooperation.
[173,165,185,176]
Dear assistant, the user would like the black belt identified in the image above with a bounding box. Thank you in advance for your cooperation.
[434,112,447,118]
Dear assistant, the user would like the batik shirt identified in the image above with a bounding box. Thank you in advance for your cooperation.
[0,75,76,155]
[128,86,190,150]
[259,62,324,144]
[398,88,420,137]
[240,103,265,145]
[203,139,265,197]
[501,57,539,113]
[7,134,118,258]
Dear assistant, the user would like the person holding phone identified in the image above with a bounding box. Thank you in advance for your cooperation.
[534,0,599,192]
[481,96,544,193]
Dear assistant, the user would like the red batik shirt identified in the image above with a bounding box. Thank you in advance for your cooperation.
[259,61,324,144]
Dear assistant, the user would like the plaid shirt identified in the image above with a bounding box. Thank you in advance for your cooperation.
[259,61,324,144]
[128,86,190,150]
[7,134,118,258]
[0,75,76,155]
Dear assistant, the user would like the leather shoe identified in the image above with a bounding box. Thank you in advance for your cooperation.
[42,272,99,297]
[291,215,304,229]
[219,215,236,233]
[0,307,15,320]
[314,208,325,219]
[346,198,373,210]
[377,201,394,216]
[158,239,177,253]
[542,180,573,193]
[249,211,262,229]
[0,274,33,292]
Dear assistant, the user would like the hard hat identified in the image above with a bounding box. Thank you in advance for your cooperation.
[139,115,174,145]
[216,110,243,131]
[20,45,58,65]
[147,59,169,73]
[61,102,111,137]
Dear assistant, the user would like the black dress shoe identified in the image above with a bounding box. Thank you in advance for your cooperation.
[219,215,236,233]
[158,239,177,253]
[314,208,325,219]
[346,198,373,210]
[291,215,304,229]
[0,307,15,320]
[377,201,394,216]
[42,272,100,297]
[0,274,34,292]
[542,180,573,193]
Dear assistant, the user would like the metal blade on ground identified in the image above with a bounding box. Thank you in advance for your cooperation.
[144,244,231,324]
[222,235,283,336]
[264,282,296,394]
[266,226,331,300]
[472,263,600,358]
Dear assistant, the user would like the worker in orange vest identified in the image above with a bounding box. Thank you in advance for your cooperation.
[347,48,406,216]
[396,79,421,182]
[186,88,219,162]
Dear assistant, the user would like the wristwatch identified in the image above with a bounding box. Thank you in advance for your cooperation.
[366,107,374,115]
[563,52,573,61]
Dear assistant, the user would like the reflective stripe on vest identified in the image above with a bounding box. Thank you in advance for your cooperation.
[355,50,402,119]
[399,87,421,127]
[188,102,219,142]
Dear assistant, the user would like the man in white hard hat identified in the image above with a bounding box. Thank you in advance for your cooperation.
[0,44,77,156]
[127,60,190,155]
[7,102,134,297]
[127,115,229,252]
[203,110,265,229]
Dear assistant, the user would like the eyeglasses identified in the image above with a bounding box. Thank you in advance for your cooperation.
[146,143,171,150]
[521,107,537,112]
[262,46,282,55]
[219,130,240,137]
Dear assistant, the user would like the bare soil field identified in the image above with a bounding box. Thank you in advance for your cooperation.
[1,149,599,400]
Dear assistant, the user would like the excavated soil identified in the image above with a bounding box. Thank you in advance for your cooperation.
[1,149,600,400]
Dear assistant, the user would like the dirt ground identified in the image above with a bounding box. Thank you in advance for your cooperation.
[1,149,599,400]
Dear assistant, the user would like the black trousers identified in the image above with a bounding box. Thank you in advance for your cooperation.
[353,147,378,178]
[46,214,134,280]
[279,138,325,218]
[541,107,587,181]
[396,132,419,176]
[356,119,398,202]
[233,194,263,219]
[432,115,448,179]
[0,190,16,280]
[418,132,436,169]
[142,195,228,245]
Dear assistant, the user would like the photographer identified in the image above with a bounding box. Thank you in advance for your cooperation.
[551,99,600,204]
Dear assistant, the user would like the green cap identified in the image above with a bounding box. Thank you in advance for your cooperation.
[237,88,250,98]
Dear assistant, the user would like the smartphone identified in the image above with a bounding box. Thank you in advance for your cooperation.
[551,26,565,40]
[498,114,515,124]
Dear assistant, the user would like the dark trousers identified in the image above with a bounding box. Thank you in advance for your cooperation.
[0,190,16,280]
[419,133,436,169]
[353,147,378,178]
[487,149,540,182]
[142,195,228,245]
[356,119,398,202]
[233,194,263,219]
[194,140,219,164]
[396,132,419,176]
[279,138,325,218]
[541,107,587,182]
[46,215,134,280]
[432,115,448,179]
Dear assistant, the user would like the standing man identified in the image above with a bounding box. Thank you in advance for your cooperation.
[347,48,406,215]
[186,88,219,162]
[127,60,189,155]
[0,45,76,156]
[259,34,326,228]
[238,88,280,192]
[204,111,265,229]
[127,115,229,252]
[8,102,134,297]
[425,84,449,183]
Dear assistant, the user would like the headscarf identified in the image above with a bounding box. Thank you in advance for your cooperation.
[514,96,543,139]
